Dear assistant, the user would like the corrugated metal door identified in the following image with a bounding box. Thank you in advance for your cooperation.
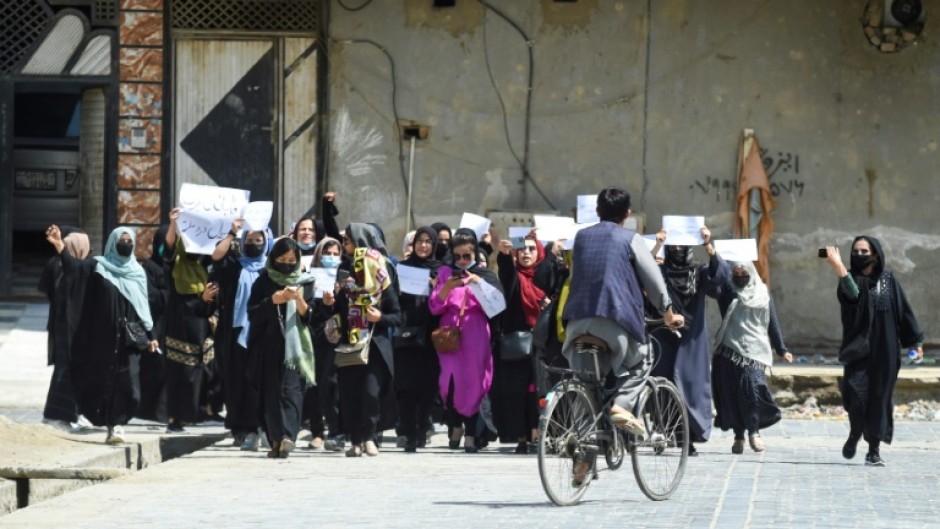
[280,37,318,230]
[174,39,277,206]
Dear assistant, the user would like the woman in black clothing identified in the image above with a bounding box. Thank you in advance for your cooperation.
[393,226,442,453]
[40,229,91,426]
[137,225,171,423]
[301,236,344,450]
[494,234,555,453]
[824,237,923,466]
[163,208,213,433]
[48,225,159,444]
[292,192,342,264]
[203,219,272,449]
[334,223,402,457]
[430,222,452,262]
[247,237,317,458]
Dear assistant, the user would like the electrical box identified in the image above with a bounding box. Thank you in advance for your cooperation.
[131,127,148,149]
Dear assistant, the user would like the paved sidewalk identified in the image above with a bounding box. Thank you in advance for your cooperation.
[0,420,938,529]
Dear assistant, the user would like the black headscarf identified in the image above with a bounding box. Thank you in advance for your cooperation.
[151,225,169,265]
[849,235,890,311]
[431,222,452,261]
[663,245,698,320]
[402,225,441,272]
[448,228,500,290]
[345,223,389,256]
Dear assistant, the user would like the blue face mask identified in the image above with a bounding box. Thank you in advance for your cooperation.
[297,241,315,251]
[320,255,341,269]
[455,260,476,271]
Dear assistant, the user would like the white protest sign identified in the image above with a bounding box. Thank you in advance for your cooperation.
[300,255,314,272]
[576,195,599,224]
[177,183,250,255]
[642,234,664,258]
[469,279,507,319]
[396,264,432,296]
[508,226,532,239]
[660,215,705,245]
[713,239,758,262]
[459,212,491,240]
[308,267,338,299]
[533,215,575,242]
[624,216,638,231]
[242,201,273,232]
[563,223,598,250]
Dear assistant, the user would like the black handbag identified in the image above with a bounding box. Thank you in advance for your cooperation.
[122,318,149,351]
[499,330,534,362]
[392,325,427,348]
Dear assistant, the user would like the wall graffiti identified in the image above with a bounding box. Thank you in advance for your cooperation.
[688,149,807,202]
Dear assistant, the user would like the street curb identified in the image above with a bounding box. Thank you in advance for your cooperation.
[769,365,940,406]
[0,430,227,515]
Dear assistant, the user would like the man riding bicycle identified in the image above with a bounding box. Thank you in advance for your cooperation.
[561,186,684,437]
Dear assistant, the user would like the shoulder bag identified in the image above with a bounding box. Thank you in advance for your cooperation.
[393,325,427,349]
[334,325,373,368]
[122,318,150,351]
[431,291,467,354]
[498,330,534,362]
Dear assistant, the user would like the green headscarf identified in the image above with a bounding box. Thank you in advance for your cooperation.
[267,238,316,384]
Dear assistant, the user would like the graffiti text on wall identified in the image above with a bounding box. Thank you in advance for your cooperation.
[688,149,806,202]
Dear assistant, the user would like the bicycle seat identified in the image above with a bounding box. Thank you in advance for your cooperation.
[572,334,609,351]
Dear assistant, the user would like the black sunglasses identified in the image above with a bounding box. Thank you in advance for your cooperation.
[454,253,474,261]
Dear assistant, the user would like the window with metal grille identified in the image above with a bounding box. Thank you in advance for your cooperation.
[171,0,319,32]
[0,0,54,74]
[91,0,117,26]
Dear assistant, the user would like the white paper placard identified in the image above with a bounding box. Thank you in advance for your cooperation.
[396,264,432,296]
[563,222,599,250]
[177,183,250,254]
[576,195,599,224]
[469,279,507,318]
[300,255,314,272]
[642,234,664,258]
[660,215,705,245]
[508,226,532,239]
[242,201,273,232]
[624,217,638,231]
[533,215,576,242]
[307,267,338,299]
[459,212,491,240]
[713,239,758,262]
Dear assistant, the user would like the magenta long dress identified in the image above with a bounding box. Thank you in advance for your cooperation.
[429,266,493,417]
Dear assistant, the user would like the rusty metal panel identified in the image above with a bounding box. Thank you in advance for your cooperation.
[173,39,275,203]
[281,37,318,227]
[21,13,86,75]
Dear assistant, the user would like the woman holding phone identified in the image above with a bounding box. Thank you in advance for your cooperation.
[429,228,504,453]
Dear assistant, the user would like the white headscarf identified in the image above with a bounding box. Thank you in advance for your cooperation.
[715,261,772,367]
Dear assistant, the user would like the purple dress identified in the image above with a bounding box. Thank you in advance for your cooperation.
[429,267,493,417]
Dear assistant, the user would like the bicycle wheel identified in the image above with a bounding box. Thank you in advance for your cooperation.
[605,425,625,470]
[538,382,597,506]
[630,379,688,501]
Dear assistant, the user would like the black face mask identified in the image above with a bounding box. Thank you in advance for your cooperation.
[435,243,450,260]
[244,242,265,258]
[732,275,750,289]
[271,261,296,275]
[851,254,873,273]
[115,241,134,257]
[665,246,692,267]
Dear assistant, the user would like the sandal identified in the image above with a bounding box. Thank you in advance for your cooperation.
[279,439,295,458]
[345,444,362,457]
[749,434,765,453]
[267,440,280,459]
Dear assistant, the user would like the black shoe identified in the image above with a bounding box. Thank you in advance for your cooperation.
[465,445,478,454]
[865,452,886,467]
[404,438,418,453]
[514,442,528,454]
[842,434,861,460]
[166,422,185,433]
[688,443,698,457]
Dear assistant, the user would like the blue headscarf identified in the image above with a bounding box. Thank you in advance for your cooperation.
[234,228,273,348]
[93,227,153,330]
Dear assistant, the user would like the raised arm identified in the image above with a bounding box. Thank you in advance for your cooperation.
[212,218,242,262]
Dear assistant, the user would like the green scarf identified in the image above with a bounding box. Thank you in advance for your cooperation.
[268,265,316,384]
[172,237,208,295]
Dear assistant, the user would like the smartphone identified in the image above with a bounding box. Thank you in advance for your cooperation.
[337,269,351,283]
[510,236,526,249]
[817,248,828,258]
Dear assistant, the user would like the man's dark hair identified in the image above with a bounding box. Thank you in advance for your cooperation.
[596,186,631,223]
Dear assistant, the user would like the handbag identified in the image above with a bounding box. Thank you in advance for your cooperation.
[393,325,427,348]
[324,314,343,345]
[431,291,468,354]
[334,325,373,368]
[122,318,149,351]
[499,330,534,362]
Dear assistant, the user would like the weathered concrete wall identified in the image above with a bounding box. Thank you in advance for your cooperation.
[326,0,940,348]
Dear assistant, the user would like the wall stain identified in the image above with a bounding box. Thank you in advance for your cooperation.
[404,0,484,37]
[865,167,876,217]
[540,0,599,30]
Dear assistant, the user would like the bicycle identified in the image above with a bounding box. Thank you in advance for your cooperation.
[537,321,689,506]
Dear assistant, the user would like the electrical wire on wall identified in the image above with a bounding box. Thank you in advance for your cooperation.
[330,37,416,230]
[478,0,556,211]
